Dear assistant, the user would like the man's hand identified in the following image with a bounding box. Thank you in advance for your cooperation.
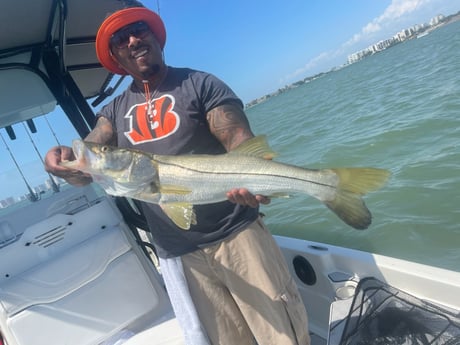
[226,188,270,208]
[44,117,115,186]
[44,146,92,186]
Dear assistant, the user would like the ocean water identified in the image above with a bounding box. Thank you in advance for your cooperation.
[246,20,460,272]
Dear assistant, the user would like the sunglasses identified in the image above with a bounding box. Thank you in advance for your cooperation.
[110,21,150,49]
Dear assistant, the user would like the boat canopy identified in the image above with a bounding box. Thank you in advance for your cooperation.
[0,0,138,138]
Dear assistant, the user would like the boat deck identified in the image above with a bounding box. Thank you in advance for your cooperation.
[311,333,327,345]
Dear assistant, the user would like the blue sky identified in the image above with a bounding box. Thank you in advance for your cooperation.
[1,0,459,201]
[158,0,460,102]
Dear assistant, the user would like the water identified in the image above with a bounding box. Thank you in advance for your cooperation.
[246,20,460,273]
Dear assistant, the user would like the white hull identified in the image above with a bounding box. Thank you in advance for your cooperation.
[1,185,459,344]
[276,235,460,344]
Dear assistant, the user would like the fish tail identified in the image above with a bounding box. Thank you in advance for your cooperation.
[325,168,390,230]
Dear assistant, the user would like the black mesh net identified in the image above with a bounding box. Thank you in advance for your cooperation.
[340,277,460,345]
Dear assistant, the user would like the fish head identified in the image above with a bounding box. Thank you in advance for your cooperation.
[63,140,156,183]
[65,140,132,177]
[61,140,160,200]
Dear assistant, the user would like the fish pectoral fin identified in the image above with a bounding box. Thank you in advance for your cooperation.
[134,192,161,203]
[160,203,197,230]
[159,185,192,195]
[230,135,278,160]
[267,192,291,199]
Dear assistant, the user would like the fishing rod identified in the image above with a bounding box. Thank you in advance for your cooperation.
[0,130,39,202]
[44,115,61,146]
[22,122,60,193]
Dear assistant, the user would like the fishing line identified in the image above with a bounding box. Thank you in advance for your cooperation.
[0,130,39,201]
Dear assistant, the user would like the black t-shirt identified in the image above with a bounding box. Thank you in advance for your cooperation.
[98,66,259,258]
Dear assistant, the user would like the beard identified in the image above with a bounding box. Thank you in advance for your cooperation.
[136,63,161,80]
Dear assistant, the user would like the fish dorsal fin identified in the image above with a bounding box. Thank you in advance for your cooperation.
[160,203,197,230]
[230,135,277,159]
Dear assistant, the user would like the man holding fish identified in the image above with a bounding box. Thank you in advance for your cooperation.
[45,6,312,345]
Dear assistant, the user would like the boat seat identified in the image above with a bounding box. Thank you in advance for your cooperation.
[0,189,178,345]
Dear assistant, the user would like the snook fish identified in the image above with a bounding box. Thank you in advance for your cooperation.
[60,136,390,230]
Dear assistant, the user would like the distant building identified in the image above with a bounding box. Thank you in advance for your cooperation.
[0,197,16,208]
[430,14,445,26]
[347,14,447,65]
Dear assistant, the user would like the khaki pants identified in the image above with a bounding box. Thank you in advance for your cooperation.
[181,218,310,345]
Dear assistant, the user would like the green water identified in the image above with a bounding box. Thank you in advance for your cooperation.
[246,20,460,272]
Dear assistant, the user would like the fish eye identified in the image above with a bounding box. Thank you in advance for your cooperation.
[101,146,109,152]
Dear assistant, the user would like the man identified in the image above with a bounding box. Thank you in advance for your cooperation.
[45,7,310,345]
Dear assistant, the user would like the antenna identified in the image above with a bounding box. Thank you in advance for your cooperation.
[0,130,39,202]
[44,115,61,145]
[156,0,161,15]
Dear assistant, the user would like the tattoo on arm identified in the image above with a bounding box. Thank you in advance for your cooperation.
[84,116,116,145]
[207,103,254,151]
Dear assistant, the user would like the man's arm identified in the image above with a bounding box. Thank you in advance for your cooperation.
[44,116,115,186]
[206,102,254,151]
[207,102,270,207]
[84,116,117,145]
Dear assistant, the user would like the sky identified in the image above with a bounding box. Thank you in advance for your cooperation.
[1,0,459,201]
[157,0,460,102]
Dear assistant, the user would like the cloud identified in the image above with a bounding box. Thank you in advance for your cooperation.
[280,52,332,84]
[346,0,428,46]
[280,0,453,86]
[362,22,382,35]
[382,0,428,19]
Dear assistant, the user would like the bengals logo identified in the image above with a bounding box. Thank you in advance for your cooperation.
[124,94,180,144]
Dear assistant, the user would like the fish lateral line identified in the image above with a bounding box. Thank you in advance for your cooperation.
[157,163,337,188]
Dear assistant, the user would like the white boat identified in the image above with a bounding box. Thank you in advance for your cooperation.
[417,31,429,38]
[1,1,459,344]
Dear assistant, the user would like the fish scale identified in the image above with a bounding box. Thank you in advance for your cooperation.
[156,155,338,204]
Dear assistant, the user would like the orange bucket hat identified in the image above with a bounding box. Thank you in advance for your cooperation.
[96,7,166,75]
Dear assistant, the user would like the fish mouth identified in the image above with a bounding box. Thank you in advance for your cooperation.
[59,139,93,172]
[71,139,87,161]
